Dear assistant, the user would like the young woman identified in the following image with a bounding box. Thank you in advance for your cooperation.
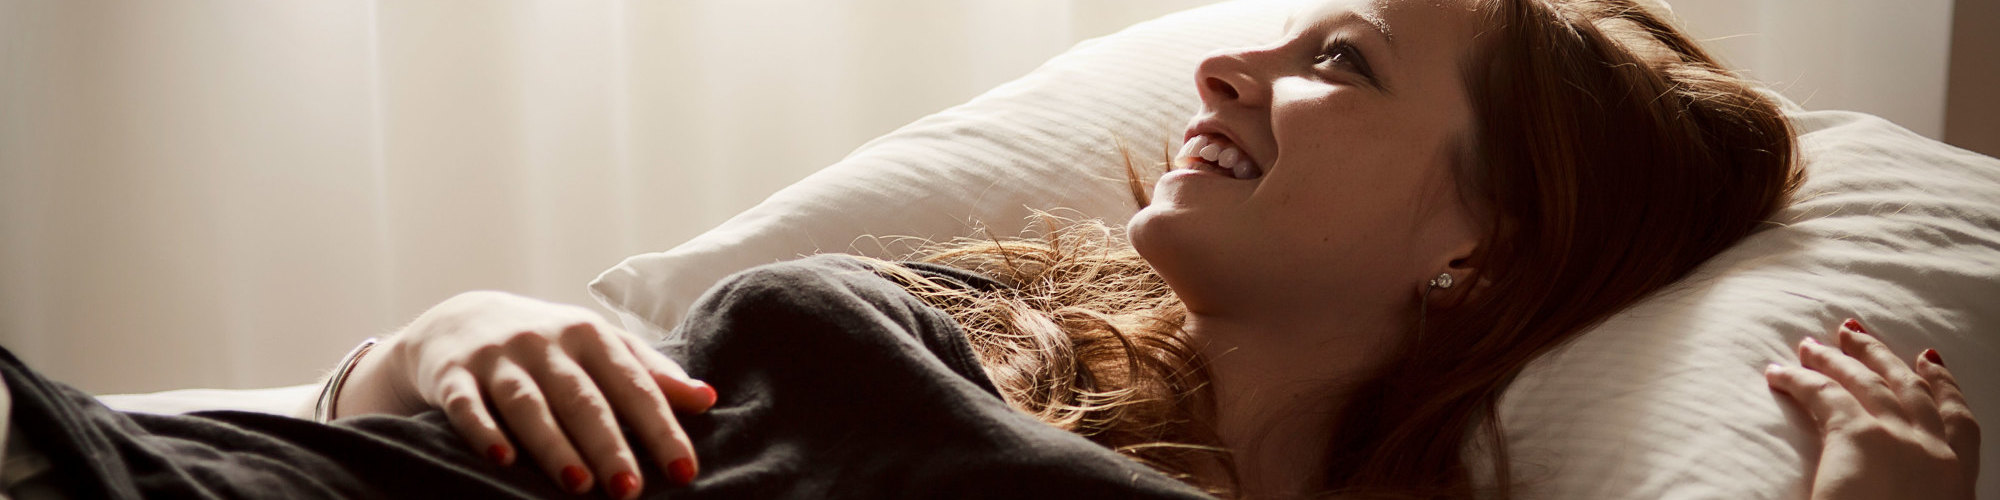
[3,0,1973,499]
[309,0,1978,498]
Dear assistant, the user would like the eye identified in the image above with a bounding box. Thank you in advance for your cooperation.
[1314,40,1378,82]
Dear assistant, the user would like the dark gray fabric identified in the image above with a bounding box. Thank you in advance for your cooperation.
[0,254,1210,499]
[0,349,559,499]
[659,255,1209,498]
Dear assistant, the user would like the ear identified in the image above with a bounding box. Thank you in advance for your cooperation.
[1427,241,1487,309]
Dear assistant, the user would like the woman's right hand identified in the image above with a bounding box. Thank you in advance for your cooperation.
[338,290,717,500]
[1765,318,1979,500]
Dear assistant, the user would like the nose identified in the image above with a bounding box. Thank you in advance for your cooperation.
[1193,46,1273,109]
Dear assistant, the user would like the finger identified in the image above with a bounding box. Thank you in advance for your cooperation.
[1835,319,1942,432]
[622,334,719,412]
[487,360,594,495]
[1766,363,1870,434]
[529,337,642,499]
[433,367,516,467]
[568,326,700,491]
[1796,336,1901,417]
[1917,350,1980,482]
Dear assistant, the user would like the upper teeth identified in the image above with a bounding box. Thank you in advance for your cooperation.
[1176,134,1262,180]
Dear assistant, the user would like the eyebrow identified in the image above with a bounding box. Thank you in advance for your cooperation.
[1282,10,1398,51]
[1354,11,1397,49]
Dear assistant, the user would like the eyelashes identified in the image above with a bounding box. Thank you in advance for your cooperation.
[1315,37,1380,86]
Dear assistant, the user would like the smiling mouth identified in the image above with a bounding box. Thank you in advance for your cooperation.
[1176,134,1264,180]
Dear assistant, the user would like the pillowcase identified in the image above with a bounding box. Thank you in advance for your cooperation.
[1492,106,2000,498]
[590,0,2000,497]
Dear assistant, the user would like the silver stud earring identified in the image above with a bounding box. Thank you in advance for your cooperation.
[1428,273,1455,290]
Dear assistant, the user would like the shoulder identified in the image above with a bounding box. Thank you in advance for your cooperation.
[676,253,978,355]
[702,254,1004,309]
[673,253,1005,393]
[696,254,898,311]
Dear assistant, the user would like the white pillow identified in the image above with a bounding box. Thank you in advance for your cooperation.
[1495,107,2000,499]
[590,0,2000,497]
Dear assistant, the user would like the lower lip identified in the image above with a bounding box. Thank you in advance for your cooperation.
[1166,162,1235,179]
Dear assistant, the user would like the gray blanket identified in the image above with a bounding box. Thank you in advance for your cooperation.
[0,254,1208,499]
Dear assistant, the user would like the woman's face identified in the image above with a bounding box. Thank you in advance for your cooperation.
[1130,0,1486,324]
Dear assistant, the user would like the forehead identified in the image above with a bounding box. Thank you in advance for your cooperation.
[1286,0,1391,37]
[1286,0,1482,41]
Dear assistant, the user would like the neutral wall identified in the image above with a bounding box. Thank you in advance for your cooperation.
[1947,0,2000,157]
[1666,0,1958,139]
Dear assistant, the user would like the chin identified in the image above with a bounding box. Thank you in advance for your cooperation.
[1126,203,1175,264]
[1127,203,1230,313]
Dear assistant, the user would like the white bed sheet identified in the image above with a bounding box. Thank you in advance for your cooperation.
[96,383,316,417]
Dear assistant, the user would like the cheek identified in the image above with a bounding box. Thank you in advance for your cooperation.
[1261,148,1434,249]
[1253,148,1463,292]
[1273,111,1409,177]
[1260,186,1421,274]
[1266,98,1460,224]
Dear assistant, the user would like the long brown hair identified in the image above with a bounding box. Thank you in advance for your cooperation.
[1327,0,1800,496]
[879,0,1802,497]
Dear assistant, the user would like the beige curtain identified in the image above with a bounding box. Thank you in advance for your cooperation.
[0,0,1957,394]
[0,0,1221,394]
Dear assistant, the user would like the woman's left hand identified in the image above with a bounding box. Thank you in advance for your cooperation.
[336,291,716,500]
[1765,318,1979,500]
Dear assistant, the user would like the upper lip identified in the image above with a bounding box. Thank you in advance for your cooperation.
[1182,119,1259,169]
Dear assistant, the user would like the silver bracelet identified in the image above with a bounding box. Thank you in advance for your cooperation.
[314,337,380,424]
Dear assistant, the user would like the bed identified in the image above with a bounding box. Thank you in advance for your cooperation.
[100,0,2000,497]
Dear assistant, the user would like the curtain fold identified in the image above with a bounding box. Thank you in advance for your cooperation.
[0,0,1956,394]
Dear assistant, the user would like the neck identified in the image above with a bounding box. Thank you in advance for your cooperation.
[1186,309,1394,498]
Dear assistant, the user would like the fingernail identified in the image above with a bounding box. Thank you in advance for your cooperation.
[1843,318,1867,333]
[697,383,719,408]
[1764,363,1783,375]
[608,471,641,499]
[1802,336,1820,346]
[561,465,592,494]
[669,458,698,486]
[1923,348,1944,367]
[485,444,512,465]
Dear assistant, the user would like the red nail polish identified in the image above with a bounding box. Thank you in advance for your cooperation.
[1843,318,1867,333]
[697,384,719,408]
[608,471,641,499]
[561,465,592,493]
[1924,349,1945,367]
[485,444,511,465]
[669,458,698,486]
